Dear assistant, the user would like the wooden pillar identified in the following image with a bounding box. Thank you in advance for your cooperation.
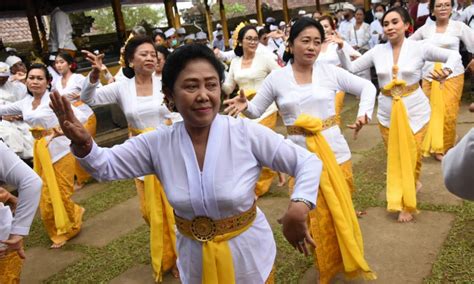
[364,0,371,11]
[204,1,213,41]
[282,0,289,23]
[25,0,42,54]
[164,0,175,28]
[173,1,181,28]
[35,14,48,53]
[256,0,263,26]
[218,0,229,48]
[315,0,321,12]
[111,0,126,44]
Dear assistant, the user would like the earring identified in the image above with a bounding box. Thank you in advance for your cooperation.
[129,63,134,68]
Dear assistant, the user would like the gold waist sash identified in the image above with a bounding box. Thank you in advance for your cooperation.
[30,128,53,140]
[287,115,337,136]
[380,83,418,98]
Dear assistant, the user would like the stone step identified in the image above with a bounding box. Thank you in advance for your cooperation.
[69,196,145,247]
[299,207,455,284]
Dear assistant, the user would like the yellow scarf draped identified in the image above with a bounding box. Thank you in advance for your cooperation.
[382,75,418,213]
[201,220,254,284]
[31,129,72,235]
[293,114,376,280]
[130,127,177,282]
[422,62,445,156]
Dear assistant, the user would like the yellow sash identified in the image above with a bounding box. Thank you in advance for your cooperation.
[381,69,418,213]
[30,128,72,235]
[129,127,177,282]
[293,114,376,280]
[201,219,254,284]
[422,62,445,156]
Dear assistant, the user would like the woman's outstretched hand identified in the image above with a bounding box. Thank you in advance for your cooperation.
[223,89,248,117]
[81,50,105,84]
[347,113,369,140]
[279,201,315,256]
[49,91,92,157]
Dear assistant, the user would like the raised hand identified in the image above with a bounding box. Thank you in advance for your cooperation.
[223,89,248,117]
[81,50,105,84]
[347,113,369,140]
[49,90,92,157]
[326,31,344,50]
[279,201,315,256]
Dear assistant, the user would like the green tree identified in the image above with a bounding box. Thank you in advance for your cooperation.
[211,3,247,20]
[85,5,166,34]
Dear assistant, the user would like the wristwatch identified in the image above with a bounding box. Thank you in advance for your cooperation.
[291,198,314,210]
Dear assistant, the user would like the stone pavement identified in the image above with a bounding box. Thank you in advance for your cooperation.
[19,96,473,283]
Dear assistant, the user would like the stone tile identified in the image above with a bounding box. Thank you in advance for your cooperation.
[110,264,181,284]
[344,124,383,154]
[69,196,145,247]
[300,207,455,284]
[21,247,83,283]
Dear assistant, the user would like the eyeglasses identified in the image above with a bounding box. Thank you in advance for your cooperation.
[434,3,451,9]
[244,37,259,43]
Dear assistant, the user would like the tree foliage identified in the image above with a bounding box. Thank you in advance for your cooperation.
[211,3,247,19]
[85,5,166,34]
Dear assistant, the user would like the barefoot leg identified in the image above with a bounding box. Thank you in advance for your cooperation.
[398,211,414,223]
[277,173,286,187]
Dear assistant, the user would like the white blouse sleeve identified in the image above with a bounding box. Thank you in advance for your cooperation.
[222,59,238,95]
[421,42,461,71]
[246,121,321,206]
[342,41,362,57]
[74,133,157,181]
[81,73,121,106]
[0,99,24,116]
[409,25,425,41]
[244,73,277,119]
[0,142,42,236]
[332,65,376,119]
[460,23,474,53]
[337,45,375,73]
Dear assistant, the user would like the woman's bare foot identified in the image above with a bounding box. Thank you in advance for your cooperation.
[50,241,66,249]
[356,210,367,218]
[469,102,474,112]
[416,181,423,193]
[74,182,85,191]
[397,211,414,223]
[277,173,286,187]
[171,265,180,278]
[434,153,444,161]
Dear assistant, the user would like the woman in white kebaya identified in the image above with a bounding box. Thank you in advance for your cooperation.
[50,44,322,284]
[333,7,460,222]
[410,0,474,161]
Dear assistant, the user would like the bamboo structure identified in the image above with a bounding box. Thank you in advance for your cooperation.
[111,0,126,43]
[218,0,230,48]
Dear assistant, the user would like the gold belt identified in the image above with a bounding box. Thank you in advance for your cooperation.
[72,100,84,107]
[30,128,53,140]
[175,202,257,242]
[287,115,337,136]
[380,83,419,98]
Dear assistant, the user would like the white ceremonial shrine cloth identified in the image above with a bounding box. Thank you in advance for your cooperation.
[0,141,42,236]
[337,38,461,132]
[245,62,376,164]
[54,73,94,118]
[0,92,86,163]
[76,114,321,284]
[81,75,173,129]
[410,20,474,81]
[223,52,280,122]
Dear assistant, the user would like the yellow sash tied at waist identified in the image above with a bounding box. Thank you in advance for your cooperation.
[175,203,257,284]
[422,62,445,156]
[30,128,72,235]
[380,78,419,213]
[292,114,376,280]
[129,126,177,282]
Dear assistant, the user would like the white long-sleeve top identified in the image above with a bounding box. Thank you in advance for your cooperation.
[0,80,26,105]
[347,22,371,52]
[0,92,85,163]
[223,53,280,122]
[81,75,172,130]
[337,38,461,132]
[75,114,322,284]
[48,7,77,52]
[338,17,357,41]
[244,62,376,164]
[410,20,474,81]
[54,73,94,118]
[369,20,384,48]
[442,128,474,201]
[317,41,361,66]
[0,141,42,236]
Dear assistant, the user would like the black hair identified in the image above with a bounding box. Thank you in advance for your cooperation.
[355,7,366,15]
[131,26,147,37]
[389,0,405,7]
[155,45,170,59]
[429,0,454,21]
[282,17,325,63]
[162,44,225,102]
[123,36,156,79]
[374,3,386,12]
[152,31,166,44]
[258,27,270,39]
[56,52,77,72]
[26,63,52,96]
[234,25,258,57]
[381,6,412,24]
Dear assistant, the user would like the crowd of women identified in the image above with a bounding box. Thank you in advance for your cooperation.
[1,0,473,283]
